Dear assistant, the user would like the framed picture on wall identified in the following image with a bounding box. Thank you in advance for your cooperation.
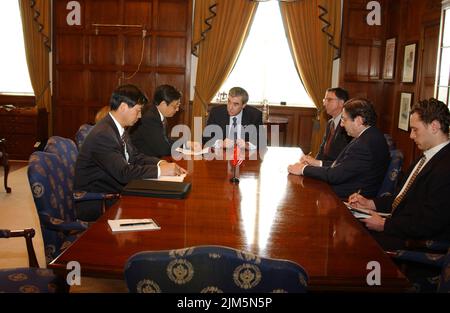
[401,43,417,83]
[383,38,396,80]
[398,92,413,131]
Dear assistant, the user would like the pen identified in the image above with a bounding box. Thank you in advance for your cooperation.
[307,151,312,156]
[357,189,362,195]
[120,222,154,227]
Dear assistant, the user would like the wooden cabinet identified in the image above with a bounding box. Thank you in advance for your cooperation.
[0,106,48,160]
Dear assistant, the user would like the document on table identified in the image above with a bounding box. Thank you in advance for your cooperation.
[175,147,210,156]
[147,173,186,182]
[108,218,161,233]
[343,202,391,219]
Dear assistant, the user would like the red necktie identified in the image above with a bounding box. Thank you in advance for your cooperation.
[324,120,335,155]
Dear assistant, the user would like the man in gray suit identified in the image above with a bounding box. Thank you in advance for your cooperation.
[74,84,186,221]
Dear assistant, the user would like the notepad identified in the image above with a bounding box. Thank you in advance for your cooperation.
[175,147,210,156]
[344,202,391,218]
[107,218,161,233]
[148,173,186,182]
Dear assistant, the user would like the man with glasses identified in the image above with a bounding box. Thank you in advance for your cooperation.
[130,84,199,157]
[288,98,389,199]
[75,84,186,221]
[301,87,351,167]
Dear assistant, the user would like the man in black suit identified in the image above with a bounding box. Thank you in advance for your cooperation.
[301,87,352,167]
[288,98,389,199]
[130,84,200,157]
[204,87,263,150]
[74,84,186,221]
[348,98,450,250]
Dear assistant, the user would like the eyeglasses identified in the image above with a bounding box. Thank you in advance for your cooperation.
[169,100,181,109]
[323,98,338,102]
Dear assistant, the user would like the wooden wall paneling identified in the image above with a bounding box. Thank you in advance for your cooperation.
[53,0,192,138]
[124,1,153,27]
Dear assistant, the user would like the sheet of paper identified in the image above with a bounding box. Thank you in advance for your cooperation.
[344,202,391,218]
[175,147,210,156]
[147,173,186,182]
[107,218,160,233]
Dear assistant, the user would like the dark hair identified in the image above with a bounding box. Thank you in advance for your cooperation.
[228,87,249,104]
[153,84,182,106]
[343,98,377,126]
[326,87,349,102]
[110,84,148,110]
[410,98,450,134]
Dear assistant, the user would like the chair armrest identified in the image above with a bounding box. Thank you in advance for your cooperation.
[405,240,450,252]
[0,228,39,267]
[38,213,88,234]
[388,249,446,268]
[73,191,120,202]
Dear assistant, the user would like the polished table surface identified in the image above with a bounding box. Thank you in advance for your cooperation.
[50,147,409,291]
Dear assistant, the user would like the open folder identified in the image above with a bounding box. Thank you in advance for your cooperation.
[122,179,192,199]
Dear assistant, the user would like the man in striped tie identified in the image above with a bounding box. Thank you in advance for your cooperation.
[348,98,450,250]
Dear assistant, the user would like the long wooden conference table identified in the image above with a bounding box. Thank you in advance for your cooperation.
[50,147,410,292]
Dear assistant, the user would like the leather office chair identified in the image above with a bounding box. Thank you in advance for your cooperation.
[75,124,94,151]
[377,148,403,197]
[388,241,450,292]
[0,138,11,193]
[0,228,67,293]
[124,245,308,293]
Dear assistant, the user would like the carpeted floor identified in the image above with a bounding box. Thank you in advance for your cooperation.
[0,161,127,292]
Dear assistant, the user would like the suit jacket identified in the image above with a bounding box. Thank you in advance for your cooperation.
[374,142,450,241]
[204,105,263,147]
[129,104,175,157]
[303,126,389,199]
[74,114,160,195]
[316,119,352,167]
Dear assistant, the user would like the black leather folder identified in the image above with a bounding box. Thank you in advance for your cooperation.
[122,180,191,199]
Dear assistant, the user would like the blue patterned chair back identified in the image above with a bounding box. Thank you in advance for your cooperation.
[384,133,396,151]
[27,151,86,263]
[377,148,403,197]
[44,136,78,180]
[125,245,308,293]
[438,248,450,292]
[75,124,94,151]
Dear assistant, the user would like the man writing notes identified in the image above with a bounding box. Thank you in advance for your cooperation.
[288,98,389,199]
[301,87,352,167]
[204,87,263,150]
[348,98,450,250]
[75,84,186,221]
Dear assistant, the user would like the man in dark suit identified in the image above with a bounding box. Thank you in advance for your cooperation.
[130,84,199,157]
[75,84,186,221]
[204,87,263,150]
[348,98,450,250]
[301,87,352,167]
[288,98,389,199]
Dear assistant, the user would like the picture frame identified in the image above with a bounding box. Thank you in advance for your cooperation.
[398,92,413,131]
[401,43,417,83]
[383,37,396,80]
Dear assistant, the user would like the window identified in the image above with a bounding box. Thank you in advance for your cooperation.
[218,1,313,107]
[437,4,450,106]
[0,2,34,94]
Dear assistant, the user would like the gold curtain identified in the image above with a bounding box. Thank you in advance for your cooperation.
[280,0,341,154]
[191,0,258,127]
[19,0,52,134]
